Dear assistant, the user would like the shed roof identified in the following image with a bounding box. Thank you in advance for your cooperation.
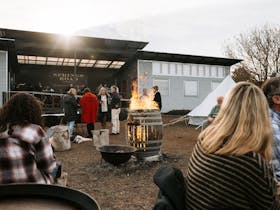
[0,28,241,69]
[0,28,148,61]
[137,50,241,66]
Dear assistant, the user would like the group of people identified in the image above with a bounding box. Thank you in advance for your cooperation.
[0,83,162,185]
[64,85,121,140]
[0,85,121,184]
[64,84,162,140]
[2,78,280,209]
[140,86,162,110]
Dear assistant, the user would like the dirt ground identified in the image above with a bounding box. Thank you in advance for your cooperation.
[55,115,199,210]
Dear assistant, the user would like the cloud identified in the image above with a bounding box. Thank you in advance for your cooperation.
[0,0,279,56]
[77,0,280,57]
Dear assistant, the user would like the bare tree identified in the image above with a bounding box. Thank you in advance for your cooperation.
[225,25,280,82]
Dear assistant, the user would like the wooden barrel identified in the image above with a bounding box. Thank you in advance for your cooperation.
[127,109,163,160]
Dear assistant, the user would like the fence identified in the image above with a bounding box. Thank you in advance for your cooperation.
[2,91,130,114]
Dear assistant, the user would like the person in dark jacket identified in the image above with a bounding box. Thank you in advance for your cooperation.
[63,88,78,140]
[153,86,162,110]
[110,85,121,135]
[98,87,111,129]
[153,166,186,210]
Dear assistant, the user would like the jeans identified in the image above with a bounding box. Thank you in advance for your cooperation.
[99,112,108,129]
[111,108,120,134]
[87,123,95,138]
[67,121,75,137]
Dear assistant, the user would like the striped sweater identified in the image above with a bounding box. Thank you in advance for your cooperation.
[186,141,280,210]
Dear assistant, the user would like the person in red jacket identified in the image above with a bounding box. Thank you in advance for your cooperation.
[80,88,98,138]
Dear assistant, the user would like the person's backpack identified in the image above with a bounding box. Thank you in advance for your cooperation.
[153,166,187,210]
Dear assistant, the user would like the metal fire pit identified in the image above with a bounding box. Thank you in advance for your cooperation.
[96,145,137,165]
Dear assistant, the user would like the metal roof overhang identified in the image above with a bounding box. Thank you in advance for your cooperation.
[137,50,242,66]
[0,28,148,64]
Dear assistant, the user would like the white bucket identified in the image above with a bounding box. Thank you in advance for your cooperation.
[92,129,109,147]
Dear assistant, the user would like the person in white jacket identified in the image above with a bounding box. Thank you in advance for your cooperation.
[110,85,121,135]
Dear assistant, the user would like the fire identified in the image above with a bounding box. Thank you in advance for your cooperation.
[129,81,159,110]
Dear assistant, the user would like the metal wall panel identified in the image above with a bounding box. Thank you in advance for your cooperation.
[138,59,230,112]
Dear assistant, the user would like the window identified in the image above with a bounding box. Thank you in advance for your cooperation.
[161,63,169,75]
[218,66,224,78]
[210,66,217,77]
[205,65,210,77]
[211,81,221,90]
[94,60,111,68]
[17,55,100,68]
[63,58,81,66]
[176,64,183,76]
[184,81,198,96]
[57,58,64,66]
[47,57,58,65]
[169,63,176,75]
[152,62,161,75]
[153,79,169,96]
[191,64,198,77]
[79,59,95,67]
[183,64,191,76]
[109,61,125,69]
[198,65,204,77]
[35,56,46,65]
[150,61,218,77]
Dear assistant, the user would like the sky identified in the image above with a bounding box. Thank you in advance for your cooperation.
[0,0,279,57]
[0,0,203,34]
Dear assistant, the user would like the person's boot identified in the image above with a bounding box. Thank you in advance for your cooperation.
[70,135,76,142]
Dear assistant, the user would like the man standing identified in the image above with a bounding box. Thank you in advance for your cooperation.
[63,88,78,141]
[110,85,121,135]
[262,77,280,181]
[153,86,162,110]
[140,88,148,101]
[80,88,98,138]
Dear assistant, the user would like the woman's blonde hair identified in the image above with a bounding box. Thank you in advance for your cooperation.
[199,82,273,161]
[98,87,107,95]
[68,88,77,95]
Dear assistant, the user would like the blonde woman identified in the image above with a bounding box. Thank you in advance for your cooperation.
[186,82,280,209]
[98,87,111,129]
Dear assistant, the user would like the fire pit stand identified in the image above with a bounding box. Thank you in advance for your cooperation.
[127,109,163,161]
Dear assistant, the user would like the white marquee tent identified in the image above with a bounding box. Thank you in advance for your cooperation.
[188,75,236,125]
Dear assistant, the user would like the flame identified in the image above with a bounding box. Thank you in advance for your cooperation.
[129,81,159,110]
